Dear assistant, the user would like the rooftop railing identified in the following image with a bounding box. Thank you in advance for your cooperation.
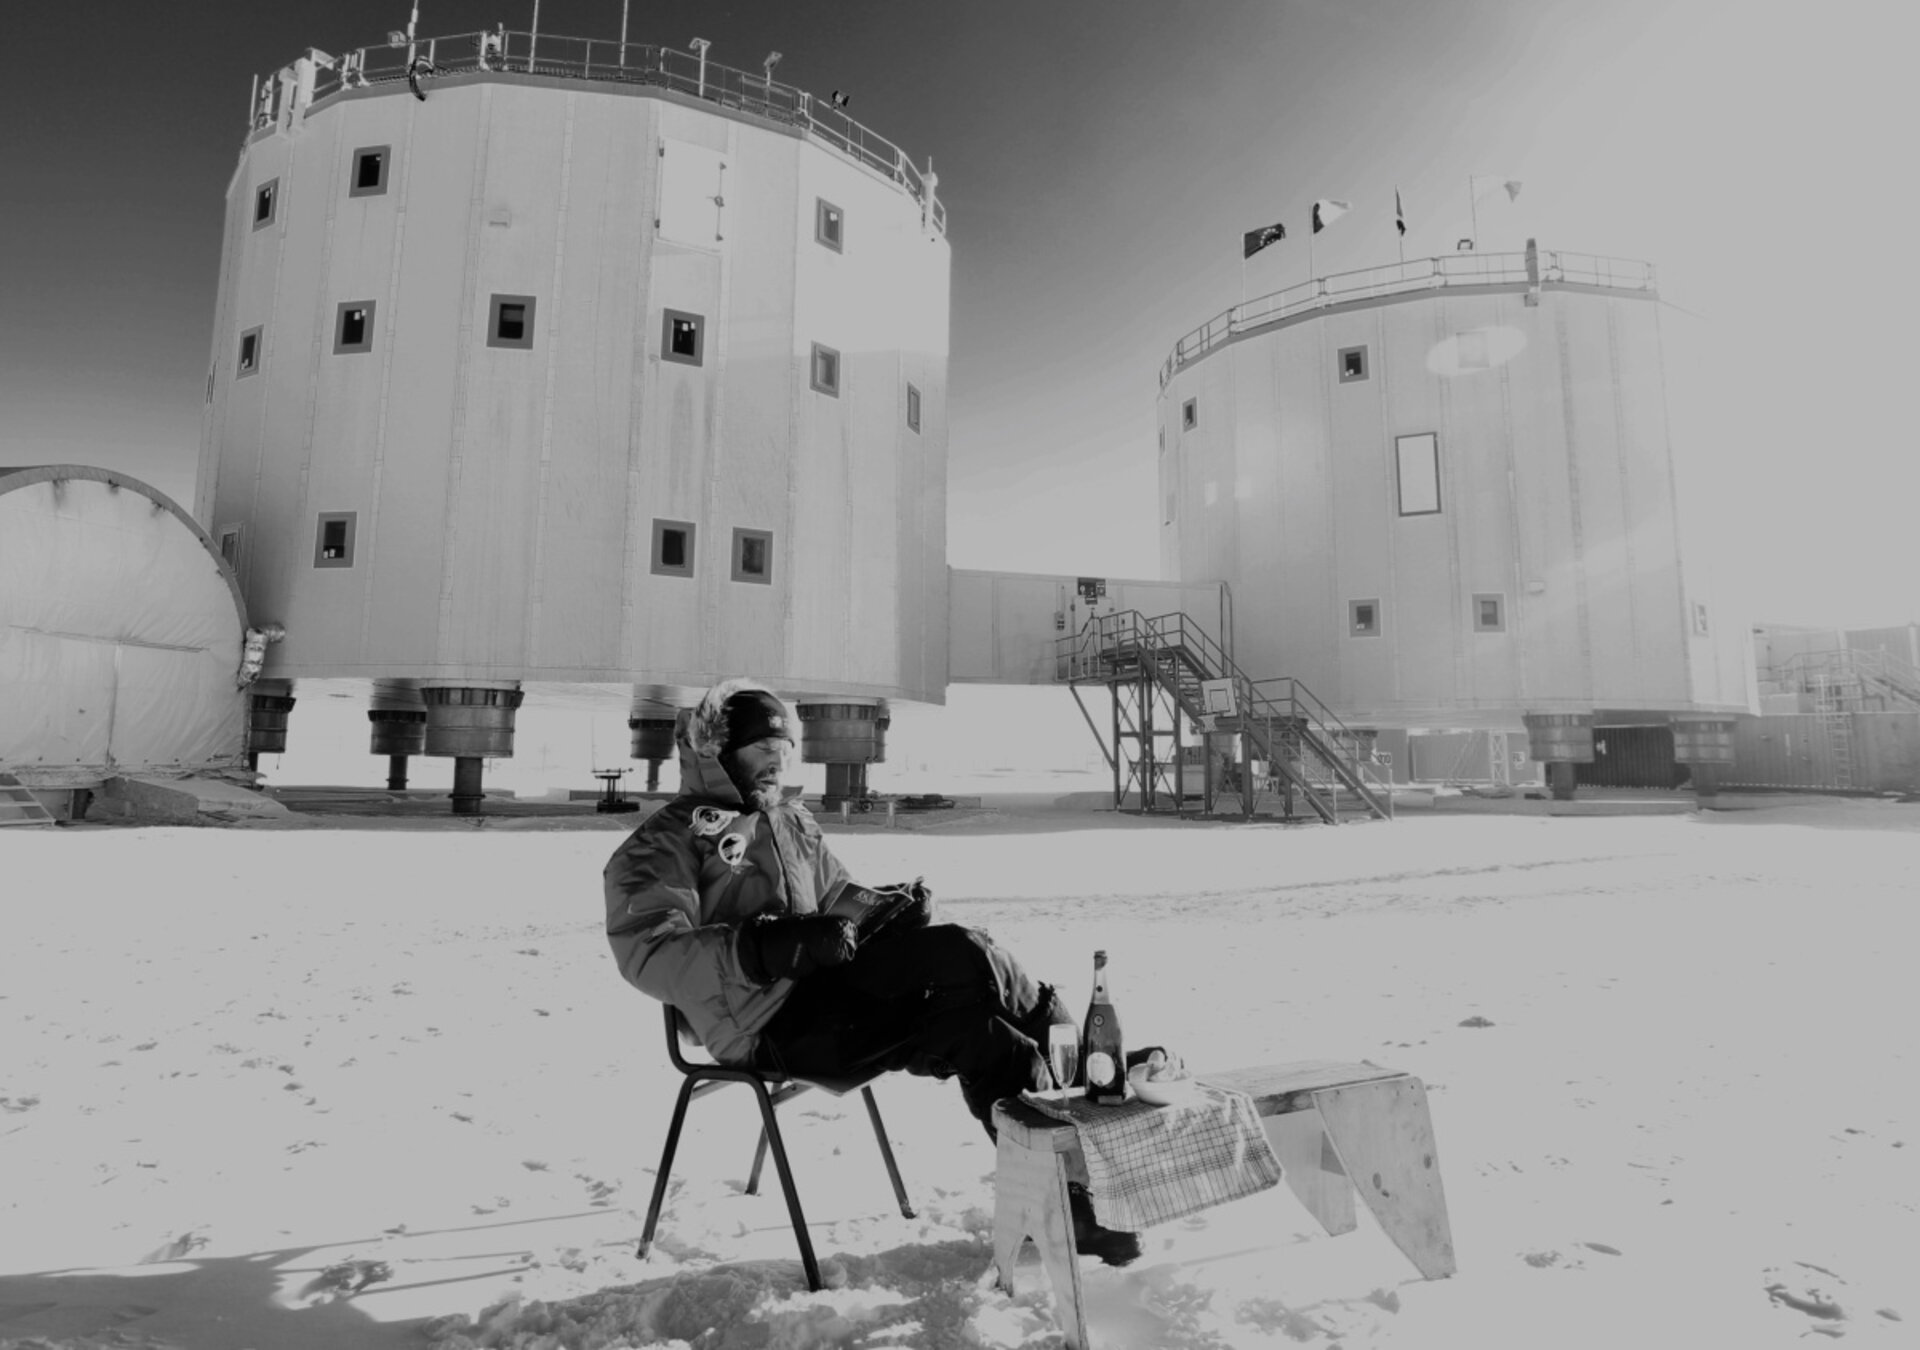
[1160,247,1655,388]
[254,31,943,235]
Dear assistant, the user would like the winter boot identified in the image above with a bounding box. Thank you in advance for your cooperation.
[1067,1183,1142,1267]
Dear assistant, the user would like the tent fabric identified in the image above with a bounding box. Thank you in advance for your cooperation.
[0,466,250,786]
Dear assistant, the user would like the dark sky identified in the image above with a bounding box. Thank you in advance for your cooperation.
[4,1,1914,624]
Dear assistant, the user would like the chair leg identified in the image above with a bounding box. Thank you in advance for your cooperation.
[749,1080,823,1292]
[745,1125,771,1196]
[861,1085,915,1219]
[638,1077,700,1259]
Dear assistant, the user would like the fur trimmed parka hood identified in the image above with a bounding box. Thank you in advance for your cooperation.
[674,679,791,804]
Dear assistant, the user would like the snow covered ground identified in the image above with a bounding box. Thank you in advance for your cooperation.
[3,798,1915,1348]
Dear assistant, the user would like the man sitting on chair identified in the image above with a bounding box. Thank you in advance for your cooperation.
[603,678,1140,1265]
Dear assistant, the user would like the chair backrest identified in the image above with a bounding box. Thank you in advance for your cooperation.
[661,1003,710,1074]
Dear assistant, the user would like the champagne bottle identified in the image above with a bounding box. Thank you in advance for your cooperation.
[1081,950,1127,1103]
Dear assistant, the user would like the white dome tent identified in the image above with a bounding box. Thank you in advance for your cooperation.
[0,464,266,821]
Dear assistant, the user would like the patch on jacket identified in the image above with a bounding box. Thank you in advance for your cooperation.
[690,805,738,838]
[716,832,748,867]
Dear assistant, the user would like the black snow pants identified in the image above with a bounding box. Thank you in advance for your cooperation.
[751,923,1066,1137]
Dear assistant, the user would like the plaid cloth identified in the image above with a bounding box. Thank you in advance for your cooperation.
[1023,1083,1284,1231]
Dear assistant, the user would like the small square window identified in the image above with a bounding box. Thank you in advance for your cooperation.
[662,308,704,366]
[488,294,537,349]
[1339,345,1368,382]
[732,528,774,584]
[1349,599,1381,637]
[906,383,921,433]
[1182,398,1198,430]
[314,512,357,568]
[237,326,263,377]
[350,146,390,197]
[1693,602,1711,636]
[253,178,278,229]
[1473,592,1505,632]
[816,198,844,252]
[651,518,696,577]
[811,343,840,397]
[333,301,376,354]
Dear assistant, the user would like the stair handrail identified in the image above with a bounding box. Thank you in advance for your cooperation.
[1139,612,1391,819]
[1053,608,1392,820]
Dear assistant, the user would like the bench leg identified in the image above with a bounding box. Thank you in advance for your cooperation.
[992,1137,1089,1350]
[1313,1077,1457,1279]
[1266,1109,1357,1237]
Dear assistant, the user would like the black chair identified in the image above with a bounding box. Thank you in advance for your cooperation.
[637,1004,914,1291]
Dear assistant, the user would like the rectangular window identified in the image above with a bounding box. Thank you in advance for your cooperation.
[350,145,390,197]
[334,301,375,354]
[253,178,278,229]
[1395,432,1441,516]
[810,343,840,396]
[662,309,704,366]
[1182,398,1198,430]
[1339,345,1368,382]
[237,326,262,377]
[815,198,844,252]
[314,512,358,568]
[1693,602,1711,636]
[1350,599,1381,637]
[1473,592,1505,632]
[906,383,921,433]
[488,294,537,349]
[732,527,774,584]
[651,518,695,577]
[218,526,242,570]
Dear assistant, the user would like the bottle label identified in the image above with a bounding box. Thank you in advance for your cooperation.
[1086,1051,1116,1087]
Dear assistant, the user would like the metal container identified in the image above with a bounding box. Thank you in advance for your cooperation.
[1670,716,1737,765]
[797,701,890,765]
[1522,712,1594,764]
[420,681,524,758]
[246,678,296,754]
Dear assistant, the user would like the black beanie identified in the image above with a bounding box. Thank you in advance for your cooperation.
[721,688,794,754]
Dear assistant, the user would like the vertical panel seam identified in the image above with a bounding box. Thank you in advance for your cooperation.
[437,84,495,670]
[1555,302,1596,703]
[524,93,577,670]
[1608,302,1640,662]
[357,107,417,665]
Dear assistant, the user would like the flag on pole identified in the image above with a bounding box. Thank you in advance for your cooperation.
[1472,175,1523,204]
[1394,188,1406,237]
[1311,199,1351,233]
[1242,221,1287,258]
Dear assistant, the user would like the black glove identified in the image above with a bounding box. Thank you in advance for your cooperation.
[738,913,859,984]
[884,879,935,932]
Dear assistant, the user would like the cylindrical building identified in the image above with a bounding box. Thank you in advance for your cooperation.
[1156,247,1752,787]
[195,31,950,800]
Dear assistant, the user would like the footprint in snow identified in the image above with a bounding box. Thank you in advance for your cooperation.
[1762,1262,1848,1328]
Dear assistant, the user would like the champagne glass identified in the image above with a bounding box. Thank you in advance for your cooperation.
[1047,1024,1080,1096]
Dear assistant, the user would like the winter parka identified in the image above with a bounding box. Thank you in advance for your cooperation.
[603,681,855,1065]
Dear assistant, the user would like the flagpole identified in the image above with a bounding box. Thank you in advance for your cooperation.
[1467,175,1480,249]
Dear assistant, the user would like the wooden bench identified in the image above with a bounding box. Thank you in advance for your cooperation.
[991,1060,1455,1349]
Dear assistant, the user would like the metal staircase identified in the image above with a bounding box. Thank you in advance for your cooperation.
[1054,610,1392,823]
